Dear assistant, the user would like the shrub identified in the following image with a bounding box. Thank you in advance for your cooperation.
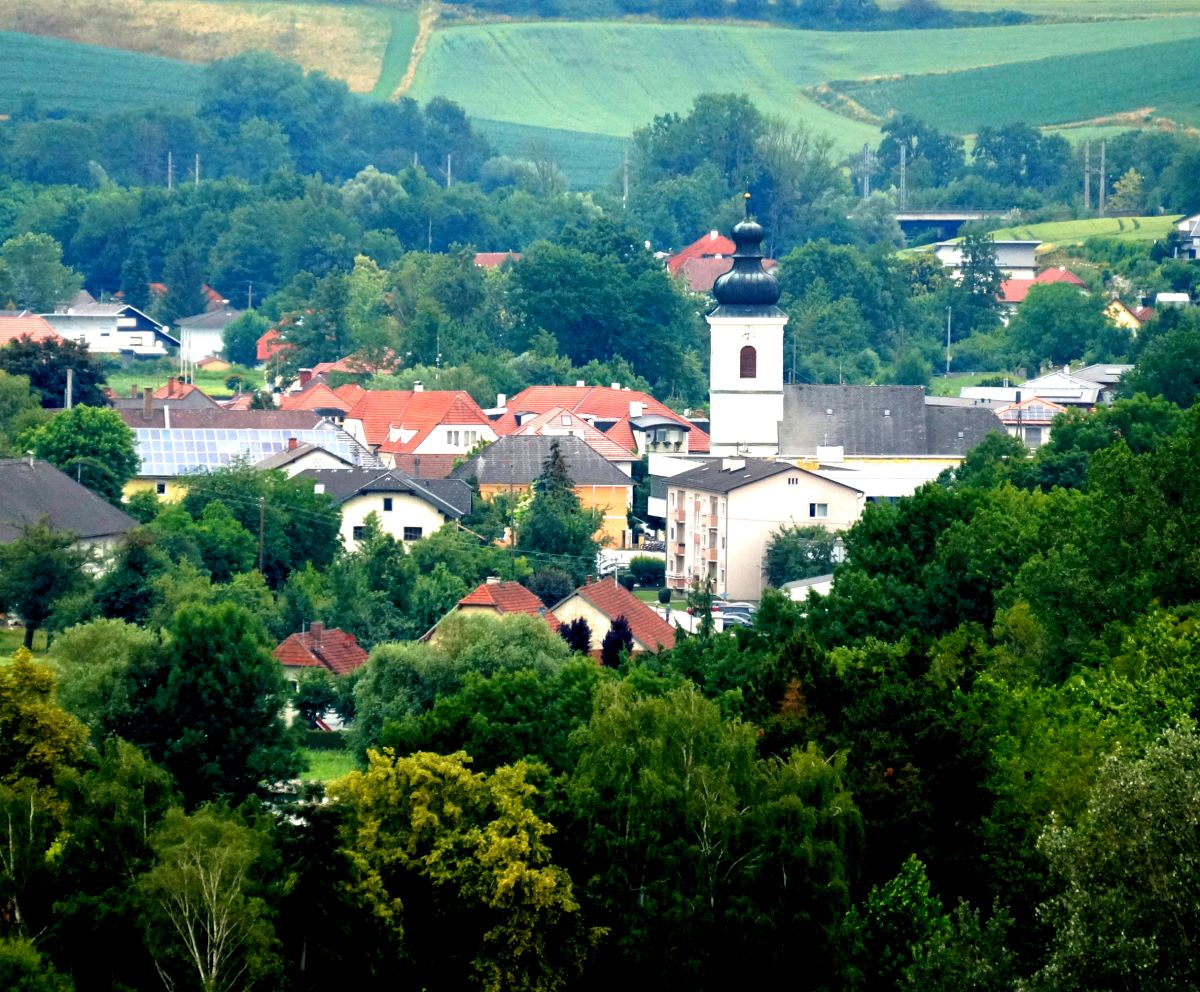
[617,571,636,591]
[629,555,665,587]
[657,587,672,605]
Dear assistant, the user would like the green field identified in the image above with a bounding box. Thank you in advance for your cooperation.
[983,215,1181,247]
[371,9,419,99]
[410,16,1200,159]
[300,747,359,782]
[107,365,260,401]
[474,118,628,190]
[0,31,203,116]
[841,35,1200,133]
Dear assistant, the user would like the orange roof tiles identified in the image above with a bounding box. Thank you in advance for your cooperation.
[1001,267,1087,305]
[280,383,353,413]
[474,252,521,269]
[0,314,61,346]
[153,378,211,401]
[667,231,736,274]
[257,328,292,363]
[512,406,636,461]
[458,580,561,630]
[493,385,709,454]
[344,389,491,454]
[273,623,368,676]
[569,577,675,652]
[605,415,637,454]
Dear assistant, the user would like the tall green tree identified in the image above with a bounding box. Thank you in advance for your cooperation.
[221,309,269,368]
[0,234,82,311]
[0,337,109,409]
[119,603,300,806]
[516,439,603,583]
[24,405,139,505]
[159,244,207,327]
[0,524,90,649]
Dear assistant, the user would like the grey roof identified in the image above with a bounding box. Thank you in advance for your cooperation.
[452,434,631,487]
[0,459,137,543]
[667,457,793,494]
[300,468,469,519]
[176,308,243,330]
[1070,364,1132,386]
[779,384,1003,458]
[253,441,353,472]
[117,409,325,430]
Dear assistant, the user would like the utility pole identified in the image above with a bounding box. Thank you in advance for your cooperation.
[945,306,952,376]
[445,153,452,188]
[1083,141,1091,211]
[1098,140,1107,216]
[246,281,253,311]
[622,147,629,210]
[861,143,871,198]
[898,144,907,210]
[194,153,200,186]
[65,367,73,410]
[167,150,173,190]
[258,497,266,574]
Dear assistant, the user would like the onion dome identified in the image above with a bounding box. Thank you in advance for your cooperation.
[712,214,781,308]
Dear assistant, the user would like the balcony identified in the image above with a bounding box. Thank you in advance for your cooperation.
[674,508,686,522]
[674,542,686,556]
[705,547,719,562]
[704,513,718,528]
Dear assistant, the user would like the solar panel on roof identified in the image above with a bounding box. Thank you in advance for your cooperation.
[134,427,378,476]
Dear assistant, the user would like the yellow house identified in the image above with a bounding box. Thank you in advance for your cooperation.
[452,435,634,549]
[1105,298,1150,335]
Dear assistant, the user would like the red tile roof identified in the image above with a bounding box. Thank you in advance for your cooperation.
[1000,267,1087,305]
[569,577,675,652]
[335,383,367,405]
[512,406,636,461]
[273,623,368,676]
[389,453,459,478]
[605,415,637,454]
[0,314,61,346]
[474,252,521,269]
[280,383,353,413]
[458,580,561,630]
[344,390,491,454]
[309,350,401,377]
[153,377,213,401]
[257,328,292,363]
[667,230,736,274]
[493,385,710,454]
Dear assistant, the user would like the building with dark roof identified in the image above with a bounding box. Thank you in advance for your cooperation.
[665,456,862,600]
[0,458,137,556]
[301,467,470,550]
[452,434,635,548]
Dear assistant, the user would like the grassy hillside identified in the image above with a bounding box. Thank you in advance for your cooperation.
[409,16,1200,154]
[840,36,1200,132]
[0,0,400,93]
[983,215,1181,248]
[0,31,203,116]
[474,119,627,190]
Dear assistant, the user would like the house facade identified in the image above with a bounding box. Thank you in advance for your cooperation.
[43,302,178,356]
[301,467,471,550]
[551,576,676,654]
[665,457,863,600]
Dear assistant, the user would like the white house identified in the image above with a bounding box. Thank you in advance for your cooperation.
[176,307,242,363]
[934,239,1040,281]
[300,467,472,551]
[42,302,178,356]
[665,457,863,601]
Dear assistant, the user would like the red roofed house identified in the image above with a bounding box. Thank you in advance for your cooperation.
[995,395,1068,450]
[667,230,778,294]
[999,266,1087,314]
[474,252,521,269]
[510,406,638,475]
[0,313,62,346]
[342,387,497,477]
[152,376,219,407]
[280,382,355,415]
[256,328,292,365]
[552,576,676,655]
[491,383,709,456]
[274,621,369,685]
[421,577,561,643]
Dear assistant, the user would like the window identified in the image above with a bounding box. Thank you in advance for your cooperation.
[809,502,829,519]
[403,526,423,541]
[787,477,798,486]
[155,482,166,495]
[382,497,393,511]
[446,429,460,446]
[739,345,757,379]
[352,525,366,541]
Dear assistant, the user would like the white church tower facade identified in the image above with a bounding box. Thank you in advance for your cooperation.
[707,211,788,457]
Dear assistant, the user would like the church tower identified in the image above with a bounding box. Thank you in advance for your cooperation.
[707,206,787,457]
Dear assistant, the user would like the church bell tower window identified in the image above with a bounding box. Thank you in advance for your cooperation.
[739,345,757,379]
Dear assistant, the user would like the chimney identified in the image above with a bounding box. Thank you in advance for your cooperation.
[287,436,298,451]
[575,379,585,387]
[143,387,153,421]
[710,229,719,240]
[309,621,324,643]
[413,380,424,392]
[629,400,644,418]
[496,392,506,408]
[486,575,501,585]
[611,382,621,390]
[299,368,313,386]
[130,385,139,398]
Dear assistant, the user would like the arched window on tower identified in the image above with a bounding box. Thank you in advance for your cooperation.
[739,345,757,379]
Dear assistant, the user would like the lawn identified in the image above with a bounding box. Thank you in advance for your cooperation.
[928,372,1009,397]
[299,747,359,783]
[106,364,261,401]
[0,627,49,656]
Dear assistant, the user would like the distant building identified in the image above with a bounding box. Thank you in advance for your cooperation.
[176,307,242,363]
[552,576,676,655]
[935,239,1040,281]
[667,229,779,294]
[43,302,178,357]
[0,313,61,347]
[422,578,561,643]
[274,622,369,686]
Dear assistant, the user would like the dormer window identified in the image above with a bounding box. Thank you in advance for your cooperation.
[739,345,757,379]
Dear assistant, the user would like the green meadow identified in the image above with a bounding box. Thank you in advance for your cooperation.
[0,31,203,116]
[983,215,1181,247]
